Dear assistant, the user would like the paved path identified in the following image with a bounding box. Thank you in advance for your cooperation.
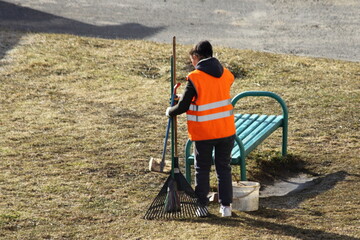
[1,0,359,62]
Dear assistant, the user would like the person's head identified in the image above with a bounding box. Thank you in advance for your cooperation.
[189,40,213,67]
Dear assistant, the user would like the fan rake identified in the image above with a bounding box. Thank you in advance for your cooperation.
[144,158,209,220]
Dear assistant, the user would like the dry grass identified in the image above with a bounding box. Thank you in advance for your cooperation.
[0,29,359,239]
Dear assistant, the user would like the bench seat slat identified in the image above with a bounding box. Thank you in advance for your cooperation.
[231,115,283,159]
[242,115,277,143]
[231,115,269,156]
[244,115,283,155]
[235,114,260,136]
[235,114,250,128]
[238,115,268,140]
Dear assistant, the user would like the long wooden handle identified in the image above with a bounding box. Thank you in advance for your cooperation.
[172,36,176,85]
[172,36,178,157]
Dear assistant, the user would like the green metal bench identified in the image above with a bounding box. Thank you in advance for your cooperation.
[184,91,288,183]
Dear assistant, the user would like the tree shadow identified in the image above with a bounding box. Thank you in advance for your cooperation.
[247,153,311,187]
[0,1,165,60]
[178,205,359,240]
[197,215,360,240]
[260,170,353,209]
[178,210,360,240]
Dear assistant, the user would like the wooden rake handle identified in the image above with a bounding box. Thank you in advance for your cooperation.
[172,36,178,158]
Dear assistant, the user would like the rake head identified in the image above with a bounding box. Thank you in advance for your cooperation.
[144,171,209,220]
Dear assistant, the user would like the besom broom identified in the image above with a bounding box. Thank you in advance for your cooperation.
[144,37,209,220]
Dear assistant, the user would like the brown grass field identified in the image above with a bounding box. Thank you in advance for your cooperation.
[0,29,359,239]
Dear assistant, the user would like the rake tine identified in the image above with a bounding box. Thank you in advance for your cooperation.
[145,193,167,219]
[153,196,161,217]
[153,204,161,219]
[180,194,186,217]
[183,199,189,216]
[184,198,192,216]
[182,196,191,217]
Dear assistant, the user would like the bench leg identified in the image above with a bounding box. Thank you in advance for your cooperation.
[240,155,246,181]
[185,160,192,184]
[282,120,288,156]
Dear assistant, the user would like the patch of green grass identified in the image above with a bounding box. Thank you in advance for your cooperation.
[0,29,359,239]
[0,212,20,225]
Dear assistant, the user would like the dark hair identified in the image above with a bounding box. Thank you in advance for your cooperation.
[189,40,213,59]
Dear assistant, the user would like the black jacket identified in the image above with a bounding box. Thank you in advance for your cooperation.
[168,57,224,117]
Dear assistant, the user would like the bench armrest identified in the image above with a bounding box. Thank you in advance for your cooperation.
[232,91,288,120]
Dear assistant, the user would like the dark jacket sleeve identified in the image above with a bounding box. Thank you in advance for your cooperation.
[168,80,196,117]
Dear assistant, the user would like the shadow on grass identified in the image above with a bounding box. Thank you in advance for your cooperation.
[184,214,360,240]
[260,170,351,209]
[175,205,359,240]
[247,153,360,210]
[248,153,312,184]
[0,0,165,61]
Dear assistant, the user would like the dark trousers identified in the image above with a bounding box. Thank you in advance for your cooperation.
[194,134,235,206]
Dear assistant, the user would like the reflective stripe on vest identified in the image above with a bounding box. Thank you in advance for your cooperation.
[188,99,232,112]
[187,109,234,122]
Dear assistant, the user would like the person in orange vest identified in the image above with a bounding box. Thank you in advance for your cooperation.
[166,40,236,217]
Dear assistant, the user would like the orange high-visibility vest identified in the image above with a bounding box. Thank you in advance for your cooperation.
[186,68,236,141]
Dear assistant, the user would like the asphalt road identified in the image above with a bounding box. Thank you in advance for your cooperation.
[1,0,359,62]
